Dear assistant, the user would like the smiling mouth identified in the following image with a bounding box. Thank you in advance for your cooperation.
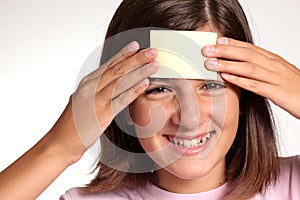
[165,131,214,148]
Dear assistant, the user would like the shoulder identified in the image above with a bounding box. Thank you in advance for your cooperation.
[275,155,300,190]
[60,186,148,200]
[278,155,300,184]
[277,155,300,186]
[280,155,300,170]
[252,155,300,199]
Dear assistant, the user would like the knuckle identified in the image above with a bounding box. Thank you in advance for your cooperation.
[113,79,125,94]
[133,85,143,96]
[112,63,124,75]
[215,45,222,54]
[217,45,227,53]
[216,46,230,58]
[270,57,283,69]
[134,66,154,82]
[137,64,150,76]
[270,54,284,62]
[79,76,90,85]
[218,60,226,70]
[249,65,258,76]
[75,83,94,102]
[137,49,150,62]
[129,88,142,103]
[245,48,256,61]
[117,92,131,106]
[242,51,252,61]
[80,83,95,95]
[248,80,260,92]
[135,52,146,63]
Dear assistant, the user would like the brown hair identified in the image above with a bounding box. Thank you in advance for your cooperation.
[85,0,280,199]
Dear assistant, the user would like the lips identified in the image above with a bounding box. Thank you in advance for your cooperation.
[164,131,214,148]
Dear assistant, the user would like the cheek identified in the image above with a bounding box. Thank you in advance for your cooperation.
[212,88,240,129]
[218,91,240,141]
[138,137,155,153]
[207,91,240,163]
[226,90,240,121]
[129,100,151,126]
[129,100,169,139]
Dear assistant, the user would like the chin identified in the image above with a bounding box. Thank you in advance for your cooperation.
[158,151,226,183]
[167,158,214,178]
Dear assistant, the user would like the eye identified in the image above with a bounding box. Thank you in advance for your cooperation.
[145,86,171,95]
[199,81,226,97]
[201,82,225,91]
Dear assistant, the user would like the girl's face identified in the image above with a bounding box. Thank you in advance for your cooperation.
[129,78,240,192]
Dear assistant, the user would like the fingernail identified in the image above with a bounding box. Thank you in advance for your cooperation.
[204,45,216,55]
[128,41,140,51]
[218,37,228,45]
[146,48,157,58]
[148,61,160,71]
[139,79,149,87]
[205,58,218,70]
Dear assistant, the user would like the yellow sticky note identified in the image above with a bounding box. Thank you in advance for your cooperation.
[150,30,218,80]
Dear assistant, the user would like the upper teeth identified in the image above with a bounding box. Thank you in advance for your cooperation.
[168,133,212,148]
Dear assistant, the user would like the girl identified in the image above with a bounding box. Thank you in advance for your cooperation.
[1,0,300,199]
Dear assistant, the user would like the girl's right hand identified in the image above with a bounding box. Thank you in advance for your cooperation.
[0,41,159,200]
[51,41,159,163]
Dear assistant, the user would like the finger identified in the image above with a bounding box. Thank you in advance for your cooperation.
[106,41,141,69]
[202,43,274,71]
[220,71,300,119]
[96,48,158,92]
[204,58,278,84]
[223,37,298,73]
[86,41,141,81]
[217,37,284,61]
[204,38,300,77]
[217,37,300,73]
[111,79,150,116]
[220,72,280,98]
[96,61,159,105]
[98,79,150,123]
[75,78,150,148]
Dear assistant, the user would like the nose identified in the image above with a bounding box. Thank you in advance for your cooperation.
[171,89,205,131]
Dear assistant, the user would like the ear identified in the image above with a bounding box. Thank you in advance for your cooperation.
[124,107,134,125]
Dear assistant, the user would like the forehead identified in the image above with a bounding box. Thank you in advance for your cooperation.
[196,23,223,36]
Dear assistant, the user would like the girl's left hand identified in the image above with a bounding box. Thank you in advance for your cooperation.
[202,37,300,119]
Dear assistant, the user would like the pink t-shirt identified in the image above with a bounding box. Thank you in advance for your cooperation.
[60,156,300,200]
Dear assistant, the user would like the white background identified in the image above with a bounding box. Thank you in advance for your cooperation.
[0,0,299,199]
